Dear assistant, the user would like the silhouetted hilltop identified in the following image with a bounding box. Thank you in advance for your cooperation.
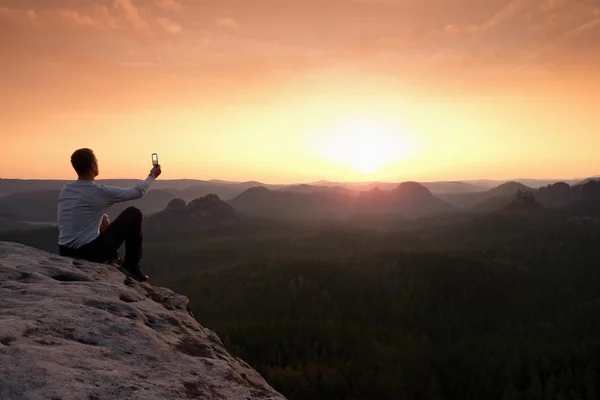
[487,181,533,197]
[165,198,187,211]
[354,182,456,216]
[559,180,600,217]
[187,195,237,224]
[580,179,600,199]
[576,176,600,185]
[146,195,237,234]
[442,181,535,209]
[536,182,577,208]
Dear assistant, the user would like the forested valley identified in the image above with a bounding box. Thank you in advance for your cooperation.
[3,200,600,399]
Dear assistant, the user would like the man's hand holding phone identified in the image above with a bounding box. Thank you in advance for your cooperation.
[150,153,162,179]
[150,165,162,179]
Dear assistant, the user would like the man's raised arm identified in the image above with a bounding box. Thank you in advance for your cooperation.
[100,165,162,204]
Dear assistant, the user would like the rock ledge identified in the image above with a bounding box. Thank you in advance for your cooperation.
[0,241,285,400]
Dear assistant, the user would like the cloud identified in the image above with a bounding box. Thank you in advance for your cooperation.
[353,0,400,5]
[114,0,151,32]
[443,24,466,37]
[0,6,36,20]
[565,17,600,37]
[155,0,182,11]
[479,0,528,33]
[157,16,182,34]
[3,0,600,111]
[215,17,239,30]
[57,10,98,28]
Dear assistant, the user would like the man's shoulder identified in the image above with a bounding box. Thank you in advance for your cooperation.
[93,182,111,191]
[59,181,75,193]
[60,180,102,194]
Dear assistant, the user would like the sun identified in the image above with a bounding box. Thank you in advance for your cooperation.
[312,117,419,175]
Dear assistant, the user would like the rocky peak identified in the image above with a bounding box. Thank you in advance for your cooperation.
[392,181,433,197]
[165,198,187,211]
[0,242,285,400]
[188,194,226,211]
[145,194,237,234]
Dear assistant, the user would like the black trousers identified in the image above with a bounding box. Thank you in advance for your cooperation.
[59,206,143,267]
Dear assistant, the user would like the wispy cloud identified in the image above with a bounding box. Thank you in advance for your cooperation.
[0,7,36,20]
[0,1,189,37]
[479,0,528,33]
[157,16,182,34]
[564,17,600,37]
[57,10,98,28]
[155,0,182,11]
[3,0,600,102]
[352,0,400,5]
[215,17,239,30]
[114,0,151,32]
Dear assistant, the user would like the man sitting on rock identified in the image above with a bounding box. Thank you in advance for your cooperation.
[57,148,161,282]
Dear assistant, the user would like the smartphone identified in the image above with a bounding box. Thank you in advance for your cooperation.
[152,153,159,167]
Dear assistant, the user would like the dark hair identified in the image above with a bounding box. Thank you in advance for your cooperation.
[70,148,96,176]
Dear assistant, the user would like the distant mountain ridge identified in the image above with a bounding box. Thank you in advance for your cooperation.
[1,177,599,230]
[228,182,456,219]
[458,180,599,214]
[2,176,595,199]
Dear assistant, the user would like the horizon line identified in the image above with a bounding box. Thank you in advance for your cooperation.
[1,175,598,186]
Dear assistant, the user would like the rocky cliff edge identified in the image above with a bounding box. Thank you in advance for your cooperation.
[0,241,285,400]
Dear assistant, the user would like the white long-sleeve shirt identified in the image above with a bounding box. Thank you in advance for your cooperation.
[57,175,155,248]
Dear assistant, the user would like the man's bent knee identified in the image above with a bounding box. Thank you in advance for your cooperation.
[123,206,143,221]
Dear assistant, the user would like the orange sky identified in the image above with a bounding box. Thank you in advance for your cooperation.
[2,0,600,183]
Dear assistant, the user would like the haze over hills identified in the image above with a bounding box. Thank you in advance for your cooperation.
[0,189,178,225]
[440,181,535,210]
[228,187,351,219]
[1,177,599,232]
[0,179,199,198]
[309,178,586,193]
[1,176,593,199]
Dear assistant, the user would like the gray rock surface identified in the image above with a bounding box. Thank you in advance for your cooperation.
[0,242,286,400]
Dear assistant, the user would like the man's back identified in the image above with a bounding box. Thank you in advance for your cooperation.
[58,177,155,249]
[58,180,110,248]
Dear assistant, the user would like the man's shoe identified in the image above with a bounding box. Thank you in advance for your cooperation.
[119,263,149,282]
[106,251,123,266]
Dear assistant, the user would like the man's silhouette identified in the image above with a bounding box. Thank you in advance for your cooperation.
[57,148,162,282]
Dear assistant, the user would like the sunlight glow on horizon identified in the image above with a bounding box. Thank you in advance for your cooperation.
[310,118,421,175]
[2,86,600,183]
[2,0,600,182]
